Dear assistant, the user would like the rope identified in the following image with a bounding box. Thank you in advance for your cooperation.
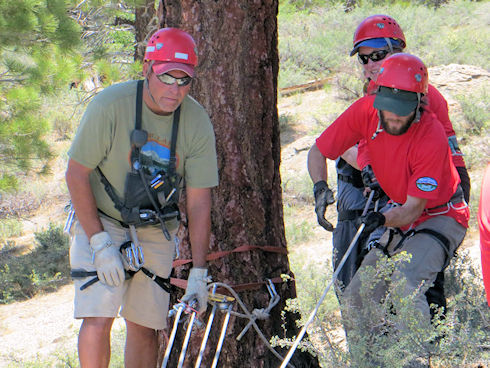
[280,190,376,367]
[207,282,296,368]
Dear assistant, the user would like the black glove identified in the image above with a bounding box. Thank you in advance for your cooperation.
[356,212,386,235]
[361,165,385,200]
[313,180,335,231]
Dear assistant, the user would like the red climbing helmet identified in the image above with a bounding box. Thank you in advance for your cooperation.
[350,14,406,56]
[144,28,198,77]
[375,53,428,94]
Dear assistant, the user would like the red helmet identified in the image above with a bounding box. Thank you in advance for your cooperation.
[352,14,406,50]
[144,28,198,67]
[376,53,428,94]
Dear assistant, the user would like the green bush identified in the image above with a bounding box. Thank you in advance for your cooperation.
[0,224,70,303]
[277,248,489,367]
[455,87,490,136]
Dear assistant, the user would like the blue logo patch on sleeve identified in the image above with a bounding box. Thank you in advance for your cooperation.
[416,177,438,192]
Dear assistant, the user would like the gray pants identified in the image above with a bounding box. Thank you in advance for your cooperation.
[343,215,466,336]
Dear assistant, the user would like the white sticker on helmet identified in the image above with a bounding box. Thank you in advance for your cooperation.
[174,52,189,60]
[146,46,155,52]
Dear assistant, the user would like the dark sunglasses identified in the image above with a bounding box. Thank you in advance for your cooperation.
[156,73,193,87]
[358,49,390,65]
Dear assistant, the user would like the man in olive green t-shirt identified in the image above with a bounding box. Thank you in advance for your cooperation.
[65,28,218,367]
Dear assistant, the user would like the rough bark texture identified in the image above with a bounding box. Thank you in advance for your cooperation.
[157,1,320,367]
[134,0,157,62]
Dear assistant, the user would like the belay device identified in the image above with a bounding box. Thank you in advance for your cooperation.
[97,80,182,240]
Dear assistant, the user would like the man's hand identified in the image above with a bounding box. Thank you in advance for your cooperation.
[182,267,209,313]
[313,180,335,231]
[361,165,385,200]
[356,212,386,234]
[90,231,125,287]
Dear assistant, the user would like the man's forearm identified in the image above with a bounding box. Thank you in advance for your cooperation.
[186,188,212,268]
[383,195,426,228]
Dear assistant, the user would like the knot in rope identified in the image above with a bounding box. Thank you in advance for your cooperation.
[252,308,270,320]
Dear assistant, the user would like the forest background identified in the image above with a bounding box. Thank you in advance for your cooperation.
[0,0,489,367]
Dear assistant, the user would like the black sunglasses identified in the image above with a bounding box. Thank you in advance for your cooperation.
[358,49,390,65]
[156,73,193,87]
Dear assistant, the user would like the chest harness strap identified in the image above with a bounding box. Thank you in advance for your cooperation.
[96,80,181,240]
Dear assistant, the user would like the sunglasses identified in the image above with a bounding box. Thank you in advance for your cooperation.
[156,73,193,87]
[358,49,390,65]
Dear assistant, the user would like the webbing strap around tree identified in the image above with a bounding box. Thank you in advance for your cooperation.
[170,245,290,291]
[170,275,289,291]
[172,244,288,267]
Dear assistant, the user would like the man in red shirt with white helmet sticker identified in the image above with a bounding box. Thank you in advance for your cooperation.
[307,53,469,350]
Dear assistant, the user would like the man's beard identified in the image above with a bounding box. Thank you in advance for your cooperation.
[380,110,416,136]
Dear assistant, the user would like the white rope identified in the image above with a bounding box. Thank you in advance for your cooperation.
[280,191,376,367]
[208,282,296,368]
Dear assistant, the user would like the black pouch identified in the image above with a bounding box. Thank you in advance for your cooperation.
[123,171,153,209]
[121,169,182,224]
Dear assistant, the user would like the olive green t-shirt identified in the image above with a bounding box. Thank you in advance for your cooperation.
[68,80,218,224]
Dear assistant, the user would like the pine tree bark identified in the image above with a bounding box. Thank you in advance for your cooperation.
[157,1,320,367]
[134,0,157,62]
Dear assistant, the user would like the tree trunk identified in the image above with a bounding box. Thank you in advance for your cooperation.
[134,0,157,62]
[157,1,320,367]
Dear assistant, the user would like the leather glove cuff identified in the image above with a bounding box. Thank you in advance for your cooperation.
[189,267,208,280]
[89,231,113,253]
[313,180,328,199]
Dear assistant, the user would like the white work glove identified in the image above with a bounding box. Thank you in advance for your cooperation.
[90,231,125,287]
[182,267,209,313]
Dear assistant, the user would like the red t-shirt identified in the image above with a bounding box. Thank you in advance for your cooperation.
[478,163,490,306]
[316,95,469,229]
[366,80,466,167]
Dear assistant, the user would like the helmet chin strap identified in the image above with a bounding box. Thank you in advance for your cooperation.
[371,110,384,140]
[384,37,394,53]
[414,93,422,123]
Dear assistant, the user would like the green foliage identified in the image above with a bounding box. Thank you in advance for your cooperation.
[278,0,489,88]
[279,246,490,367]
[455,87,490,136]
[0,224,70,303]
[0,0,81,191]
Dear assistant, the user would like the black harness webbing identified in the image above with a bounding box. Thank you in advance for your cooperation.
[338,209,363,222]
[337,173,364,189]
[71,268,171,293]
[374,227,452,269]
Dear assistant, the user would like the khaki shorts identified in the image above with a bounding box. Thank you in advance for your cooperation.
[69,215,176,329]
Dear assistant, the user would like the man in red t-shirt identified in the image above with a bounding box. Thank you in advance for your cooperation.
[308,54,469,356]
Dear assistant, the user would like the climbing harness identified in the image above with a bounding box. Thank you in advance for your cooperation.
[369,226,453,270]
[280,190,376,368]
[96,79,182,241]
[70,232,172,293]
